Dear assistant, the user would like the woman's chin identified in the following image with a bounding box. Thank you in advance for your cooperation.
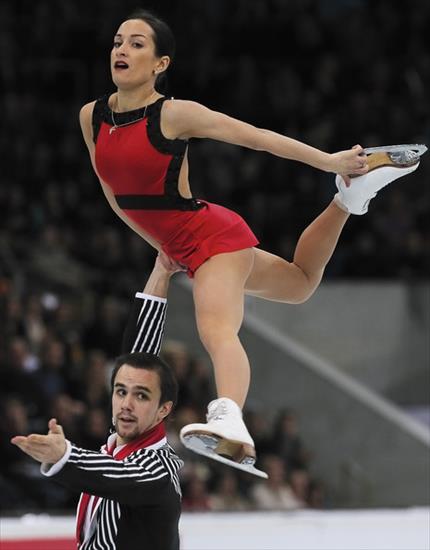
[111,74,137,90]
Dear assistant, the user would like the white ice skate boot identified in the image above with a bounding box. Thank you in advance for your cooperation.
[180,397,268,478]
[334,144,427,215]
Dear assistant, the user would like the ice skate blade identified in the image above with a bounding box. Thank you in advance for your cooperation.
[348,144,427,178]
[365,144,426,170]
[215,437,256,462]
[363,144,427,156]
[181,433,268,479]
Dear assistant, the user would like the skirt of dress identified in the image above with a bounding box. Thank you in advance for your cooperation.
[161,200,259,277]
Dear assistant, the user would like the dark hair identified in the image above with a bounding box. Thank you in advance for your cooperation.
[125,8,175,92]
[111,352,178,409]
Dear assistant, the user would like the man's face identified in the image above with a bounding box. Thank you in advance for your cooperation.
[112,364,172,445]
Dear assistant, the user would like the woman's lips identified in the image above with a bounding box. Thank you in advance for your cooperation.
[114,61,129,70]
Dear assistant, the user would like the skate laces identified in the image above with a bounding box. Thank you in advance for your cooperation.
[207,400,228,422]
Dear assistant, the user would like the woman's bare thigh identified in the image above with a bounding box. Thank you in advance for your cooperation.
[244,248,316,303]
[193,248,255,333]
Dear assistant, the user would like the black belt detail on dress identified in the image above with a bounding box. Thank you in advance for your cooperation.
[115,194,205,211]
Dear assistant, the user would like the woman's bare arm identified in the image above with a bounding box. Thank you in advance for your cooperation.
[79,102,161,251]
[161,100,368,179]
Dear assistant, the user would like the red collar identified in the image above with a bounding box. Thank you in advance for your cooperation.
[106,421,166,460]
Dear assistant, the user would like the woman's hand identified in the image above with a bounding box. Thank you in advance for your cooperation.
[328,144,369,186]
[155,250,187,275]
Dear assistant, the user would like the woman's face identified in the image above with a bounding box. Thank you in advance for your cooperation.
[111,19,161,90]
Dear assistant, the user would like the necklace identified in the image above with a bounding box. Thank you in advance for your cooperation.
[109,91,157,135]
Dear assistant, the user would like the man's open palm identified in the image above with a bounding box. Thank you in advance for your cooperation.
[11,418,67,464]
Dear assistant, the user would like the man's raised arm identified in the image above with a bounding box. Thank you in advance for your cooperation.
[121,252,185,355]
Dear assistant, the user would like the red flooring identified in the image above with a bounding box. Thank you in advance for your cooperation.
[1,539,75,550]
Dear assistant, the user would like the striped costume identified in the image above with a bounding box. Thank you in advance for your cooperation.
[42,292,183,549]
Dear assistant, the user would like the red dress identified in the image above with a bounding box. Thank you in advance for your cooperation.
[93,96,259,276]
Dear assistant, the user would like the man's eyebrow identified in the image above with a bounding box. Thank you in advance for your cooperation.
[134,385,152,393]
[114,33,147,39]
[114,382,152,393]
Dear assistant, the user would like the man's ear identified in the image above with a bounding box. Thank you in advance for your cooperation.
[158,401,173,421]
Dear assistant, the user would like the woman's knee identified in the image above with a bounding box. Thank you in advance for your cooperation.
[289,270,322,304]
[289,286,316,304]
[196,317,237,353]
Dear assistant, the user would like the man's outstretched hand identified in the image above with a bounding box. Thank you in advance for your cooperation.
[11,418,67,464]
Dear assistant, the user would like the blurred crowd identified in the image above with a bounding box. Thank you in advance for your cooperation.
[1,319,324,512]
[1,0,429,514]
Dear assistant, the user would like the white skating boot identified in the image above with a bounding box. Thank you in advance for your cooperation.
[180,397,268,478]
[334,144,426,215]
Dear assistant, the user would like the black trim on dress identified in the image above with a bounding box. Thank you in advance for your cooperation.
[91,94,205,212]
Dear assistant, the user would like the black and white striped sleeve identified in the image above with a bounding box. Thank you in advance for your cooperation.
[44,444,182,507]
[121,292,167,355]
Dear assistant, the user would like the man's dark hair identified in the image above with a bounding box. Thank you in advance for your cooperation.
[125,8,175,92]
[111,352,178,409]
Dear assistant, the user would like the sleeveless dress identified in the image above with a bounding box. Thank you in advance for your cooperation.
[92,95,259,276]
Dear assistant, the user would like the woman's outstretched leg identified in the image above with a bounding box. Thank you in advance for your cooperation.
[245,200,349,303]
[246,158,422,302]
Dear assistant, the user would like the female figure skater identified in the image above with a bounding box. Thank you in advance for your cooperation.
[79,10,420,475]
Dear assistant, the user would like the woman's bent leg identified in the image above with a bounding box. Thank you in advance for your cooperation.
[245,201,349,303]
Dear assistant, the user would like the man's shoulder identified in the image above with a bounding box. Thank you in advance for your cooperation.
[128,444,183,467]
[158,443,184,463]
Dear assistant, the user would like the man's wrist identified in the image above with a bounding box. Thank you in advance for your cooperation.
[41,440,72,477]
[135,291,167,303]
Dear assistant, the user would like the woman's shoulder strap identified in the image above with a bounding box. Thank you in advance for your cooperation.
[146,96,187,156]
[92,95,109,144]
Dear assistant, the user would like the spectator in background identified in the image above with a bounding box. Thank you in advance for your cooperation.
[33,339,71,406]
[21,295,47,352]
[0,397,62,509]
[289,468,311,506]
[80,350,111,410]
[48,393,86,445]
[162,341,196,409]
[79,407,111,451]
[307,478,327,509]
[251,455,306,511]
[268,409,310,471]
[1,397,33,476]
[162,341,214,414]
[2,337,45,420]
[244,409,271,456]
[209,470,250,511]
[7,336,39,374]
[182,472,212,512]
[83,296,125,357]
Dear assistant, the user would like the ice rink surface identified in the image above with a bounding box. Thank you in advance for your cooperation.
[2,508,429,550]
